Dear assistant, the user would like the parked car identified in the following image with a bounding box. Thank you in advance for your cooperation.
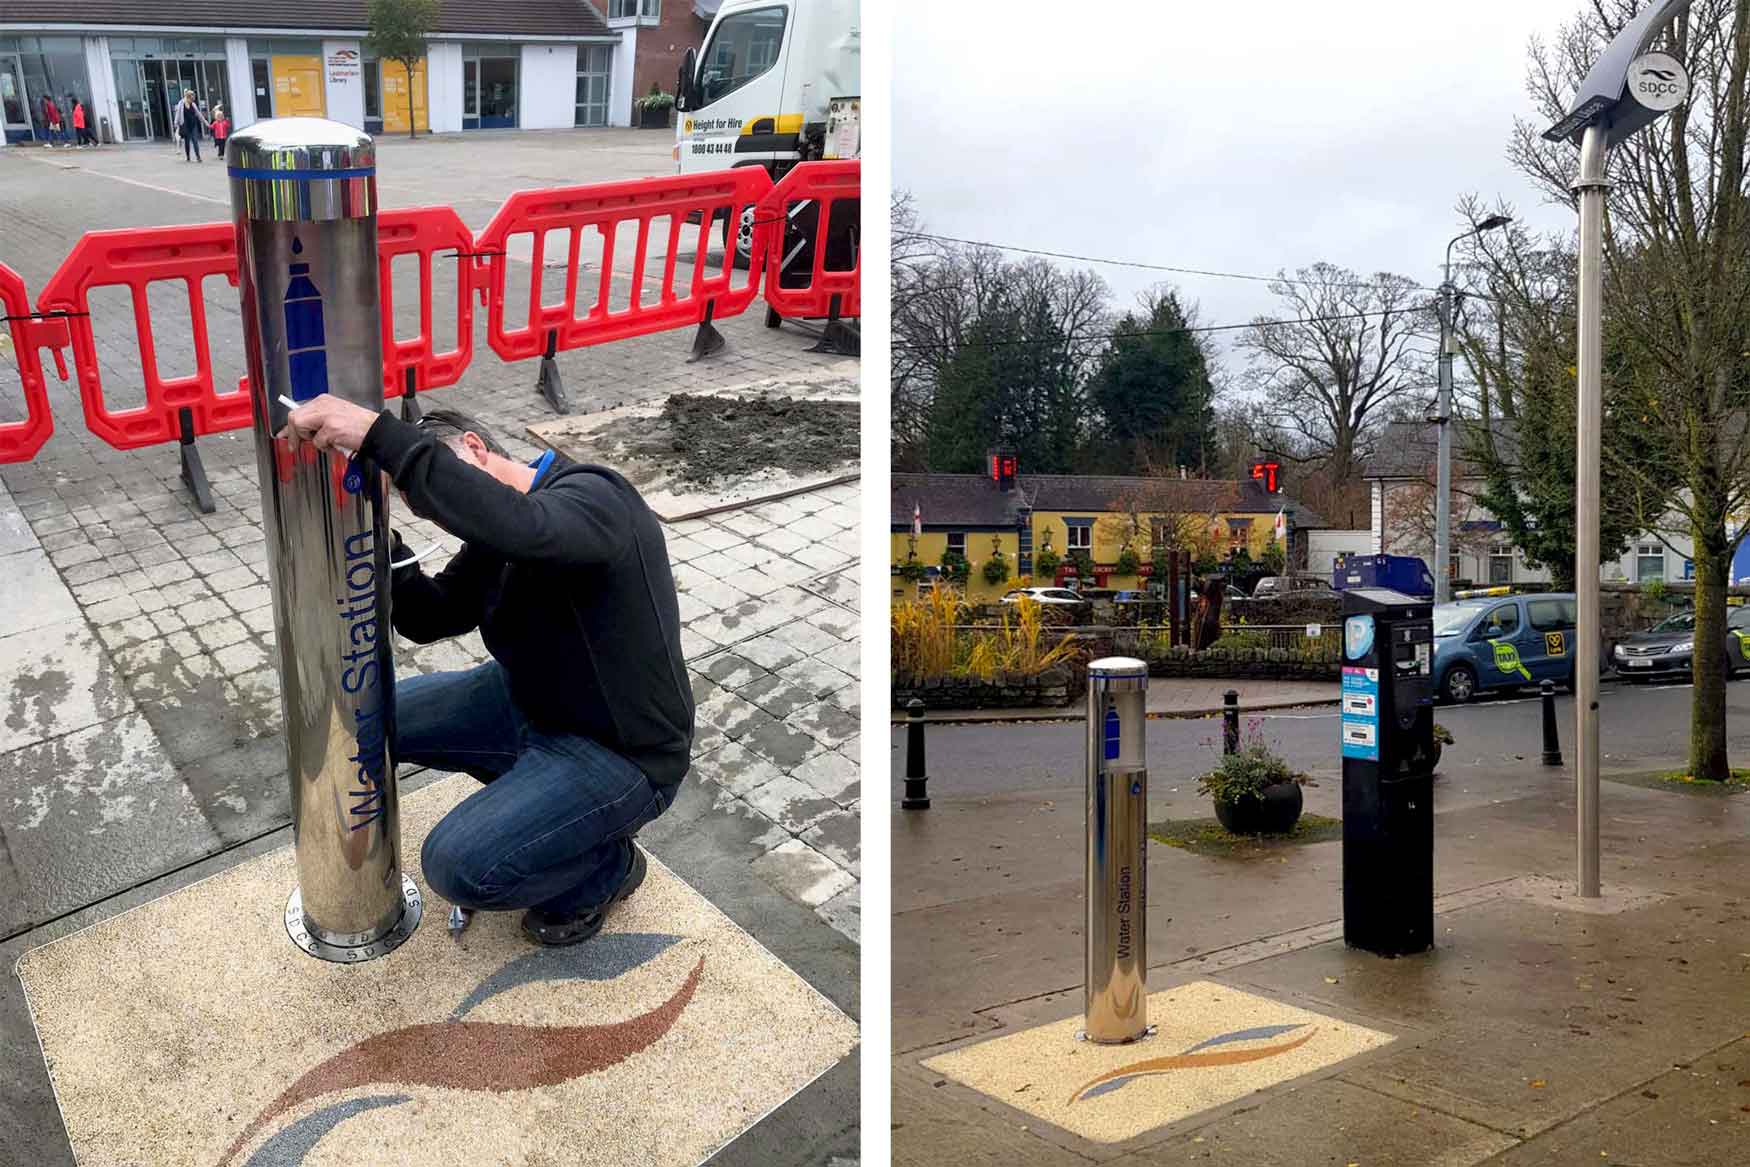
[1612,607,1750,680]
[1251,575,1342,602]
[1002,587,1088,608]
[1433,593,1579,702]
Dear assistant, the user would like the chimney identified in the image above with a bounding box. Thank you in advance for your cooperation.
[987,447,1017,492]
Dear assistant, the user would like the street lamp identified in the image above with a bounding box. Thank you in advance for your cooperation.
[1541,0,1692,898]
[1434,214,1512,605]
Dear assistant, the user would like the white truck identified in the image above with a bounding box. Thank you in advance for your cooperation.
[675,0,860,276]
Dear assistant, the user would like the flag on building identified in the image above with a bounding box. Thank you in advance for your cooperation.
[912,502,922,538]
[1274,507,1287,544]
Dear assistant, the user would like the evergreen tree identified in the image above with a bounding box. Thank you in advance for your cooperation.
[1088,290,1216,473]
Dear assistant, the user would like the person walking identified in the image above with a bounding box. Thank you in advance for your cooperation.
[211,103,230,159]
[39,93,64,147]
[69,95,93,147]
[177,90,207,162]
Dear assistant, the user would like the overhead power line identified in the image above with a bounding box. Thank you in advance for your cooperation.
[890,302,1440,353]
[911,232,1435,293]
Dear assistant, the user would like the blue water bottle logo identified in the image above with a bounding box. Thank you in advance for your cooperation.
[1103,705,1121,761]
[284,237,329,403]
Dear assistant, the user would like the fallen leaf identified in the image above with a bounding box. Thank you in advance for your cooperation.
[1325,976,1339,984]
[1530,1079,1547,1089]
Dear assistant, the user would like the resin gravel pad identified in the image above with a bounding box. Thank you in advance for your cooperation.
[922,980,1392,1144]
[16,775,857,1167]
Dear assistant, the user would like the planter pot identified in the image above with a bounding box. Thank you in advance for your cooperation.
[637,106,671,129]
[1213,781,1304,835]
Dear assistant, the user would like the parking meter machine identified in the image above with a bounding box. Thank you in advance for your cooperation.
[1339,588,1435,956]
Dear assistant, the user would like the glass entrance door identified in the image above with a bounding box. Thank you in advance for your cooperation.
[112,59,149,140]
[143,64,170,140]
[478,58,517,128]
[0,55,30,141]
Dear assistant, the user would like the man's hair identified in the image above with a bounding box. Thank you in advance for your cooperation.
[418,408,510,459]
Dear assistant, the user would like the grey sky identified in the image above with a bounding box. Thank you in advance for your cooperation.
[895,0,1586,346]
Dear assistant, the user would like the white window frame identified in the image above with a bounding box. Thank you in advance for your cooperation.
[574,44,611,126]
[945,532,966,557]
[1636,542,1665,582]
[1065,524,1092,552]
[1488,542,1514,585]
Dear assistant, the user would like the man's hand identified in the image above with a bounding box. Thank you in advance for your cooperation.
[277,394,381,454]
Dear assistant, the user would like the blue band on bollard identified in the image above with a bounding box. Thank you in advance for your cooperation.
[227,166,377,180]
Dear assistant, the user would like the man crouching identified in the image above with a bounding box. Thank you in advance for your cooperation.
[280,396,693,946]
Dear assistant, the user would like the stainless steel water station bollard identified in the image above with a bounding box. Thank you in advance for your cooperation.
[1083,657,1152,1043]
[230,118,421,962]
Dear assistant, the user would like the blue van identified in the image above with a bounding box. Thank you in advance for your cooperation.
[1433,593,1578,702]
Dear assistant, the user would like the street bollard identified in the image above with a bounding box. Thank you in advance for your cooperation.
[902,698,930,810]
[1223,689,1240,755]
[1084,657,1151,1044]
[231,118,421,963]
[1541,680,1563,767]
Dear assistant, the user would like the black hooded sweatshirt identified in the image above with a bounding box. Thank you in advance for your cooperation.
[361,413,694,787]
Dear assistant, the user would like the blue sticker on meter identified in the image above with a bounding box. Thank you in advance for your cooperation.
[1103,706,1120,760]
[1344,614,1375,661]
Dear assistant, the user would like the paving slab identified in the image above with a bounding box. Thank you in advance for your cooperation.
[1487,1036,1750,1165]
[0,712,218,934]
[0,549,79,638]
[1102,1075,1518,1166]
[16,774,857,1167]
[0,620,133,753]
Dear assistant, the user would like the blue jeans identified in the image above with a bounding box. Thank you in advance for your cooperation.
[395,662,670,915]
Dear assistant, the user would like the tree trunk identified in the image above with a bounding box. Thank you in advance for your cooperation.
[406,64,417,139]
[1689,515,1730,781]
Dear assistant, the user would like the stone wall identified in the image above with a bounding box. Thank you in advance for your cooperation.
[893,664,1078,710]
[1145,644,1339,681]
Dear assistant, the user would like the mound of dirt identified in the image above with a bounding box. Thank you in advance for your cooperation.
[620,393,860,485]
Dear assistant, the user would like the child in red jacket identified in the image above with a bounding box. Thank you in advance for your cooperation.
[212,105,231,159]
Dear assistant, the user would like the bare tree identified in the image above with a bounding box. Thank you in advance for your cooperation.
[1094,477,1236,570]
[1235,263,1431,493]
[1508,0,1750,779]
[1381,469,1500,570]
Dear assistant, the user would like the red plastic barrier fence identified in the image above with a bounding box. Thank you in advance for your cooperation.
[376,205,480,397]
[474,167,773,362]
[36,212,481,449]
[11,162,860,458]
[35,223,248,450]
[759,160,861,321]
[0,263,69,464]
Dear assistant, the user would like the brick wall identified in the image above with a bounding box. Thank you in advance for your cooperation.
[634,5,711,102]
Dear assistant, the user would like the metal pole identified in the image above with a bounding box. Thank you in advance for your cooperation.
[1222,689,1240,755]
[1540,679,1563,767]
[1573,122,1608,898]
[230,118,422,961]
[901,698,930,810]
[1435,259,1454,605]
[1084,657,1151,1044]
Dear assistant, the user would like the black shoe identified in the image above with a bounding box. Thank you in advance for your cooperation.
[520,843,647,947]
